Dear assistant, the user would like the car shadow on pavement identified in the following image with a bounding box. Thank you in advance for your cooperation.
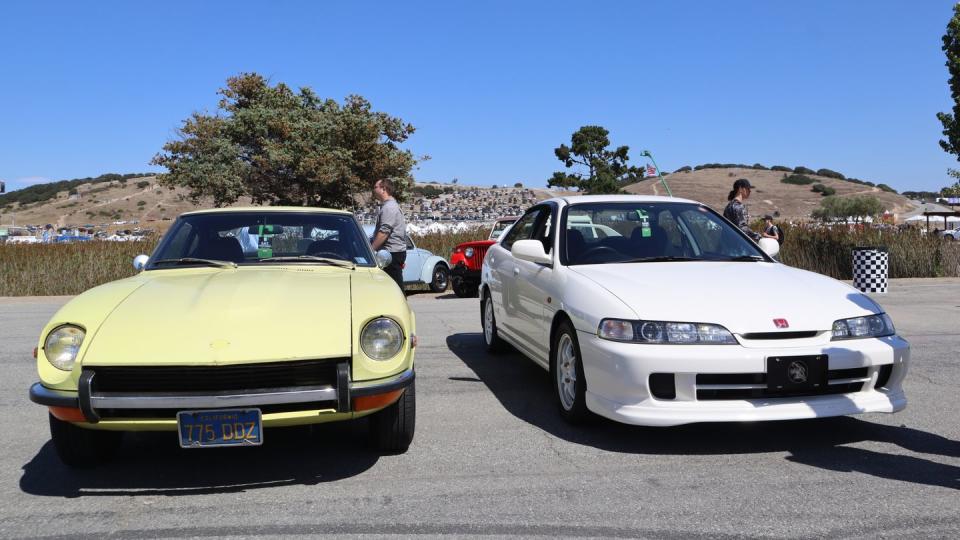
[447,332,959,491]
[20,420,379,498]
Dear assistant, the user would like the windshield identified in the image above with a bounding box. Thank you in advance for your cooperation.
[562,202,767,265]
[147,212,375,269]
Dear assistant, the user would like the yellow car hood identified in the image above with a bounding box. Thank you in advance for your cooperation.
[82,267,353,366]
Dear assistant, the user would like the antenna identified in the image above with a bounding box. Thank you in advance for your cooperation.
[639,150,672,197]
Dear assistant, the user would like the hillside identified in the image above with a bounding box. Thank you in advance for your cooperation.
[626,168,918,220]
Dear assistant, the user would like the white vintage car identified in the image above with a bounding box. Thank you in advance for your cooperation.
[480,195,909,426]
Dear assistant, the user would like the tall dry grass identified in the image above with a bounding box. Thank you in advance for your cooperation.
[779,225,960,279]
[2,226,957,296]
[0,241,157,296]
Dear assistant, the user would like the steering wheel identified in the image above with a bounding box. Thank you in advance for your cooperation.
[577,246,621,263]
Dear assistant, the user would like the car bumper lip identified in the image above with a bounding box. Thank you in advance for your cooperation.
[586,388,907,427]
[29,368,415,421]
[578,331,910,426]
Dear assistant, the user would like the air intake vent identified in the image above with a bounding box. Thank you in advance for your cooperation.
[740,331,818,340]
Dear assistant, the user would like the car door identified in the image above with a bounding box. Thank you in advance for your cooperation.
[512,205,557,360]
[488,207,547,338]
[402,236,425,283]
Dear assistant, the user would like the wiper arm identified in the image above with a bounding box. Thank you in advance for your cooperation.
[260,255,356,269]
[726,255,765,262]
[151,257,238,269]
[624,256,699,263]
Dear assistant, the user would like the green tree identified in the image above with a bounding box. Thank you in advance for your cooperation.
[547,126,643,193]
[942,170,960,197]
[152,73,417,208]
[811,195,884,222]
[939,4,960,161]
[513,182,523,188]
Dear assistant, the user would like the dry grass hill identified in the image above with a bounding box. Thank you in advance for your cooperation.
[626,168,917,221]
[0,168,919,234]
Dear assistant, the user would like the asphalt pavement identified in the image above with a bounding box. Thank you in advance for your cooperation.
[0,280,958,539]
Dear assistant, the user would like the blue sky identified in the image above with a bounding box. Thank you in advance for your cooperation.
[1,0,958,193]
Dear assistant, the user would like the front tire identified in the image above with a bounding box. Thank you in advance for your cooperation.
[48,414,122,468]
[551,321,592,424]
[482,294,508,353]
[369,380,416,453]
[429,263,449,292]
[452,278,478,298]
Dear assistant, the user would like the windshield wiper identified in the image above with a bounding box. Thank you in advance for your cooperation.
[725,255,766,262]
[151,257,238,269]
[260,255,356,269]
[623,256,699,263]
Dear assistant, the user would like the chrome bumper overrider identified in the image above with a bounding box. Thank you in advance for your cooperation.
[29,367,415,423]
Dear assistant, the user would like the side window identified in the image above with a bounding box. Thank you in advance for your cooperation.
[405,236,415,250]
[501,209,543,251]
[531,209,554,254]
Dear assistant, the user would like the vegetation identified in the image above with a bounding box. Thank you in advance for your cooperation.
[876,183,898,193]
[152,72,418,208]
[673,166,693,173]
[136,181,151,189]
[811,195,885,222]
[938,3,960,163]
[780,225,959,280]
[547,125,643,193]
[815,168,845,180]
[0,173,153,207]
[409,227,487,256]
[902,190,942,200]
[793,166,815,175]
[781,174,815,185]
[770,165,793,172]
[811,183,836,196]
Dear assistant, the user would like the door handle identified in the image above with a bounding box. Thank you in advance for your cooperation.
[513,267,520,276]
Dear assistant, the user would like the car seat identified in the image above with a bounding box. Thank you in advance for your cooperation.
[629,224,668,259]
[566,229,586,263]
[306,239,347,259]
[205,236,245,263]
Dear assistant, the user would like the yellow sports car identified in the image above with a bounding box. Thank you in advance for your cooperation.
[29,207,416,466]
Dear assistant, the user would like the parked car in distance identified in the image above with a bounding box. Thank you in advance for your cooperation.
[480,195,909,427]
[363,224,450,292]
[450,216,518,298]
[938,227,960,240]
[30,207,417,466]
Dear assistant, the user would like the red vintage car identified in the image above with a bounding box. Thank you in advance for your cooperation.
[449,217,517,297]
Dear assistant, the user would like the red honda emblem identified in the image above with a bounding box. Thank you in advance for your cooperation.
[773,318,789,329]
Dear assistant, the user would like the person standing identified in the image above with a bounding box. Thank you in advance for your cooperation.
[371,178,408,289]
[723,178,760,241]
[761,215,782,244]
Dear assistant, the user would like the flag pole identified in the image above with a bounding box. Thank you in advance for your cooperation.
[640,150,672,197]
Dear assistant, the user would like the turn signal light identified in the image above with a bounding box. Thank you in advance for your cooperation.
[353,390,404,412]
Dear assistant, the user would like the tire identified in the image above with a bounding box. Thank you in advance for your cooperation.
[48,414,122,468]
[482,293,508,353]
[452,278,478,298]
[946,235,956,241]
[551,321,592,424]
[369,380,416,453]
[429,263,449,292]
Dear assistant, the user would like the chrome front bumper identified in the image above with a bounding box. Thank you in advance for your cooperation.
[29,367,415,423]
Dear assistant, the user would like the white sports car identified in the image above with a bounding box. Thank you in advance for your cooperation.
[480,195,909,426]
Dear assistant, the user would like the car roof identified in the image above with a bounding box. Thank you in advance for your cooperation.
[548,194,699,206]
[181,206,353,217]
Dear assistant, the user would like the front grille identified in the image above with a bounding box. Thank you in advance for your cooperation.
[649,373,676,400]
[473,245,490,266]
[740,331,818,340]
[88,359,343,393]
[696,367,868,401]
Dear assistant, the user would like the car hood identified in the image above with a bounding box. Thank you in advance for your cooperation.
[569,262,882,334]
[82,267,353,366]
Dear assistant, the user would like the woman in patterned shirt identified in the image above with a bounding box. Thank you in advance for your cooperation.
[723,178,760,241]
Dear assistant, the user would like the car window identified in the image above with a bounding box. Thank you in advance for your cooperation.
[531,209,554,254]
[562,202,765,265]
[405,236,416,250]
[148,213,375,268]
[501,208,544,251]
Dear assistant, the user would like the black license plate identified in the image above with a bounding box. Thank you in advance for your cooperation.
[766,355,828,392]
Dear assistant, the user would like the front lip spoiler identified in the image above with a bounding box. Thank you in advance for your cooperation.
[28,368,415,423]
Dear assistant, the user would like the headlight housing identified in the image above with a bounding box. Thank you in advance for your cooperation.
[598,319,737,345]
[464,247,475,258]
[43,325,85,371]
[360,317,404,360]
[831,314,895,340]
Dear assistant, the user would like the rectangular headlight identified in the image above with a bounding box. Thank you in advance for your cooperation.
[598,319,737,345]
[831,314,895,340]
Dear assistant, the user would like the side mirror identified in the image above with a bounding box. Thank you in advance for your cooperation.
[375,250,393,269]
[512,239,552,265]
[133,254,149,271]
[758,238,780,258]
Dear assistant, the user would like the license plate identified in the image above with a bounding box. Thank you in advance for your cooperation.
[766,355,828,392]
[177,408,263,448]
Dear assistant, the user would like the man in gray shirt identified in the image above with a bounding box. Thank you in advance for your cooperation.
[371,178,407,288]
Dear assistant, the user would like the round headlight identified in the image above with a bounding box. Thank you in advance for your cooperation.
[464,247,475,258]
[360,317,404,361]
[44,325,85,371]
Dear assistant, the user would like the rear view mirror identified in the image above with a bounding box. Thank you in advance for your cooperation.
[512,239,552,265]
[133,254,149,271]
[375,250,393,269]
[758,238,780,258]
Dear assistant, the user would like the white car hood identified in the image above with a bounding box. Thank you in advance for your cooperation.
[569,262,882,335]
